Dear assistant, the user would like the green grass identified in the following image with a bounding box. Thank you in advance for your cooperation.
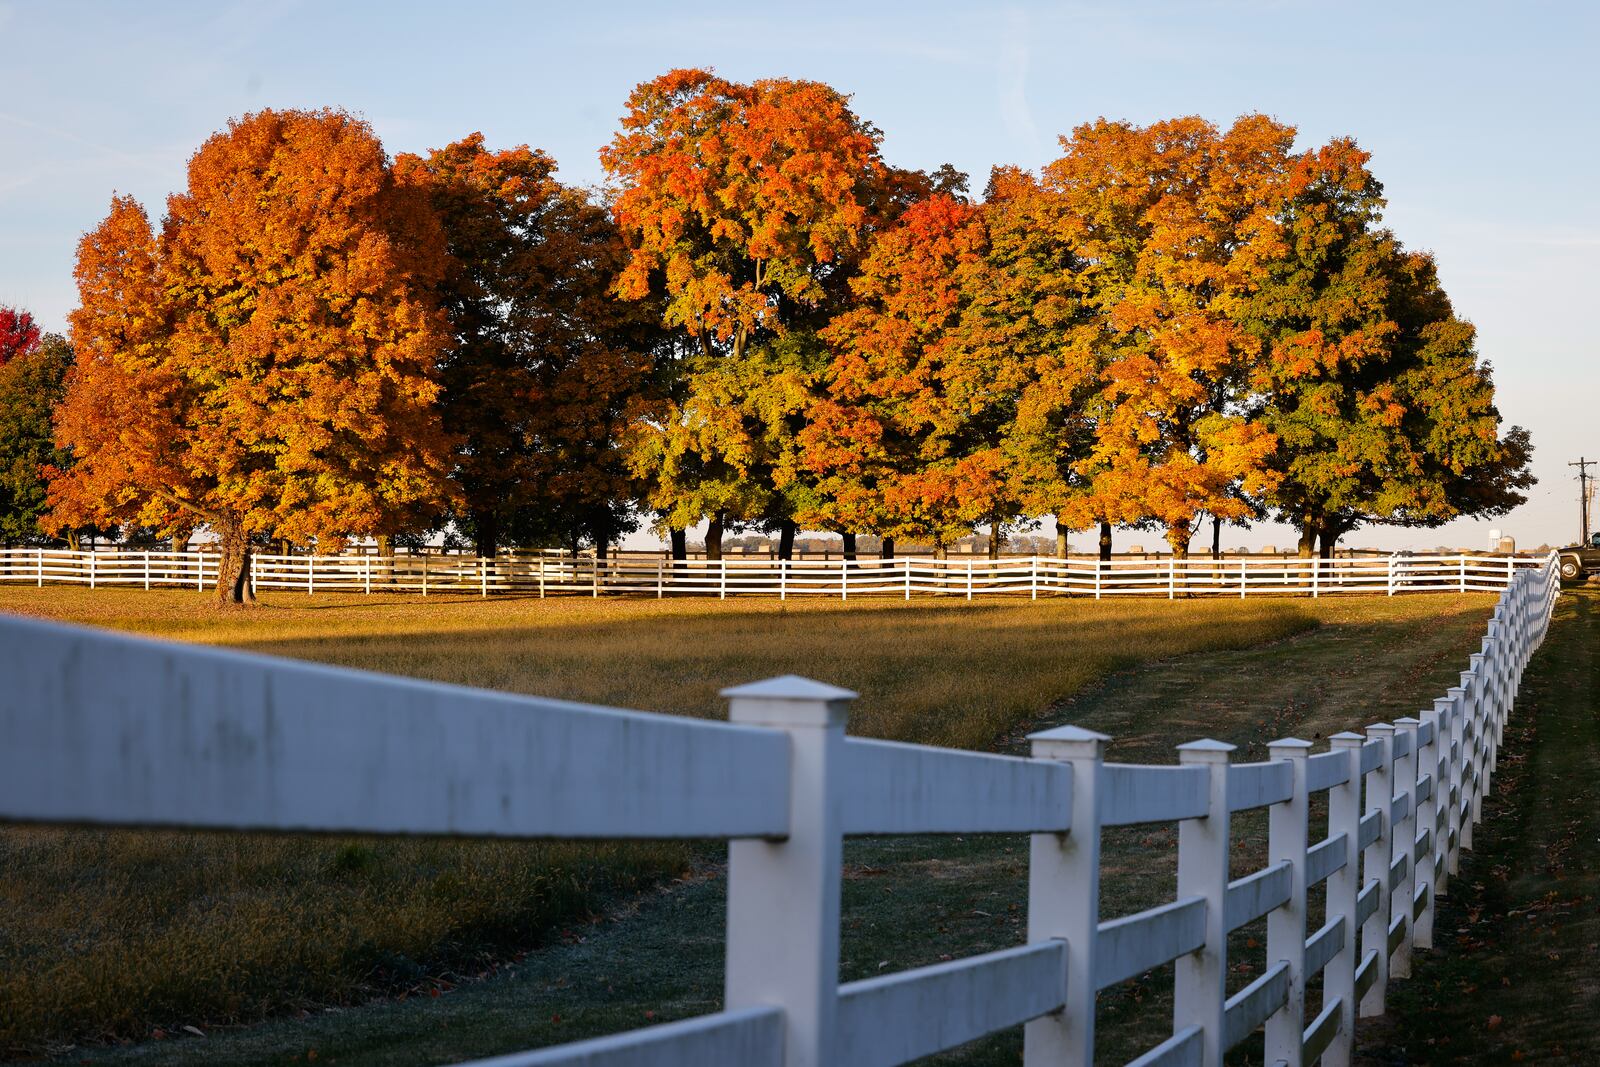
[0,587,1496,1062]
[1354,585,1600,1065]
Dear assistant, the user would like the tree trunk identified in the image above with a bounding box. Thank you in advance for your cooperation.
[1054,518,1069,560]
[1297,511,1318,558]
[841,531,857,561]
[375,533,395,587]
[1318,528,1340,559]
[214,515,255,606]
[777,519,796,561]
[1166,520,1191,560]
[1211,515,1223,561]
[989,520,1002,560]
[880,536,896,560]
[934,542,948,561]
[670,527,687,561]
[473,513,499,560]
[1098,521,1112,562]
[705,513,725,561]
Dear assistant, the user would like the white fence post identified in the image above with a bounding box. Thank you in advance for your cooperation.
[422,552,430,596]
[1483,625,1504,776]
[593,557,600,598]
[722,676,855,1067]
[306,554,314,595]
[36,547,42,587]
[1031,556,1039,601]
[1095,560,1103,600]
[1389,718,1420,980]
[780,559,787,602]
[1312,556,1319,598]
[905,557,912,601]
[1322,731,1366,1067]
[1386,555,1395,596]
[143,551,151,592]
[1414,706,1442,950]
[722,559,728,601]
[88,551,96,590]
[1445,684,1467,874]
[1168,557,1176,599]
[1459,553,1467,592]
[1174,738,1233,1065]
[1025,725,1105,1067]
[1359,723,1395,1018]
[1464,654,1487,845]
[658,557,665,599]
[1264,737,1311,1066]
[967,558,974,601]
[1240,558,1246,599]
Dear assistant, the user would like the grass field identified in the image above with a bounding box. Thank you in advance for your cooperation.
[0,587,1499,1062]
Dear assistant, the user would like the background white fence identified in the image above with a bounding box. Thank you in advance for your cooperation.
[0,553,1562,1066]
[0,547,1536,599]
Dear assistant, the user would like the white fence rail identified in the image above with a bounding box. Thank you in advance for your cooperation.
[0,547,1536,599]
[0,553,1563,1066]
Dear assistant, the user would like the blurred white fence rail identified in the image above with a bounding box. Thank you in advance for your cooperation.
[0,547,1536,599]
[0,554,1562,1067]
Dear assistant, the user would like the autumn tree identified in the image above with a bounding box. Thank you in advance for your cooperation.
[1039,117,1291,558]
[809,193,1028,556]
[1245,143,1531,553]
[49,110,454,602]
[0,310,73,545]
[0,306,41,365]
[603,68,924,559]
[396,134,661,559]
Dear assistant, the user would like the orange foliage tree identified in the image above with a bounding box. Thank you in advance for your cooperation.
[1044,117,1291,557]
[397,134,662,559]
[1245,139,1531,553]
[811,193,1027,555]
[601,68,917,559]
[49,109,454,603]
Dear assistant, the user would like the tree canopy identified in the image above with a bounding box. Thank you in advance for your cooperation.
[50,109,455,601]
[16,75,1531,581]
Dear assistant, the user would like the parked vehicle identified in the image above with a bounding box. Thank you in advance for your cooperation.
[1557,532,1600,580]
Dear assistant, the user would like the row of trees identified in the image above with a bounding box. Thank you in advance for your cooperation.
[9,69,1530,602]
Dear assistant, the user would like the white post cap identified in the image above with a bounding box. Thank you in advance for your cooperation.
[722,675,857,728]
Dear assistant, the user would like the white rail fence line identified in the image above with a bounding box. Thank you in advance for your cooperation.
[0,553,1561,1067]
[0,548,1536,600]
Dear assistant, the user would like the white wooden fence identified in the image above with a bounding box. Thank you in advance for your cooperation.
[0,547,1536,599]
[0,553,1562,1067]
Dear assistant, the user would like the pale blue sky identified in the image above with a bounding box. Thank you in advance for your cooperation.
[2,0,1595,551]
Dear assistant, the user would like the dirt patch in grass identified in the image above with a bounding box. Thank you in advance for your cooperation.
[0,589,1499,1065]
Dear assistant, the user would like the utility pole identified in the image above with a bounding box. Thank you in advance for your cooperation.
[1573,457,1594,544]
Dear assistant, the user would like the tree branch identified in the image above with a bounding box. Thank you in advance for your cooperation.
[149,486,220,525]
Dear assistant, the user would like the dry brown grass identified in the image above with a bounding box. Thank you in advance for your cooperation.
[0,586,1482,1057]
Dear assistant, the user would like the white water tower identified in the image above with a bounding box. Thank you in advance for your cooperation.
[1488,528,1501,551]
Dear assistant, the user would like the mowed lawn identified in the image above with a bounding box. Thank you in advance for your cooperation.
[0,586,1496,1062]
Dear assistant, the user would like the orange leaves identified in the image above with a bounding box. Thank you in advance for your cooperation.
[602,69,890,354]
[49,109,455,547]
